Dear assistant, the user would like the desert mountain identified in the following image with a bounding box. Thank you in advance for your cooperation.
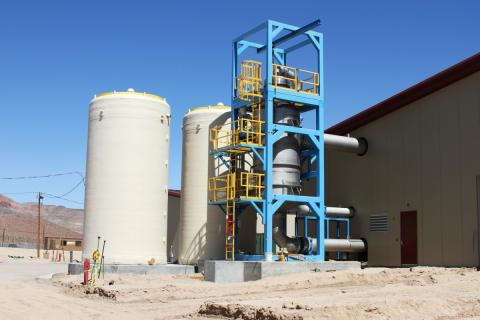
[0,194,83,246]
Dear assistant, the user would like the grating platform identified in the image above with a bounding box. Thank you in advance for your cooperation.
[204,260,361,283]
[68,263,196,276]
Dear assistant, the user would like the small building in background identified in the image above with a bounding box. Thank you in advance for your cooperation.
[44,236,82,251]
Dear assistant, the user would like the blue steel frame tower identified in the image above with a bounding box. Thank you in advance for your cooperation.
[210,19,325,261]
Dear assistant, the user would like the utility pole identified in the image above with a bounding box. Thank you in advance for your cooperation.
[1,226,5,247]
[42,223,46,253]
[37,192,43,258]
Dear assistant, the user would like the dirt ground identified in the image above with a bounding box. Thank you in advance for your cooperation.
[0,254,480,320]
[0,246,82,261]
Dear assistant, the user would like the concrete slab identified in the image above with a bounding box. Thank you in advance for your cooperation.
[0,260,69,281]
[204,260,361,283]
[68,263,196,276]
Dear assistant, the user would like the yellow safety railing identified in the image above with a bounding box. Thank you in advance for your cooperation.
[272,64,319,95]
[209,173,236,202]
[210,125,232,151]
[210,118,264,152]
[236,60,263,102]
[234,118,264,146]
[209,171,264,201]
[238,172,264,200]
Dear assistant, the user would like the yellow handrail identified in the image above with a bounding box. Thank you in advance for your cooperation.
[208,172,236,202]
[272,64,319,95]
[239,172,264,200]
[210,117,264,152]
[236,60,263,102]
[209,171,264,201]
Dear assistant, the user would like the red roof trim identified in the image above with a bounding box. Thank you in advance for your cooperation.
[326,52,480,135]
[168,189,181,198]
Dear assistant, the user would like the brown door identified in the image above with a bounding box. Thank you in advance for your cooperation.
[476,176,480,267]
[401,211,418,265]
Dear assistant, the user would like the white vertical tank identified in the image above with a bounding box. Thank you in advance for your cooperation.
[177,104,230,264]
[83,89,170,264]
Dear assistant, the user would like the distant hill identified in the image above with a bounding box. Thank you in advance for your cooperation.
[0,194,83,247]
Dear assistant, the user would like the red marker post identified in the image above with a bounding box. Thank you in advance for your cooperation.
[83,258,90,285]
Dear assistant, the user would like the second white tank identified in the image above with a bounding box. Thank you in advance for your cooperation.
[177,104,230,264]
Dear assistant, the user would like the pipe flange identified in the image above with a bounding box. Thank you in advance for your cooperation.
[357,137,368,156]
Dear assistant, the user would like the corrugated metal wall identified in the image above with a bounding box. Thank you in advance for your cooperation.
[324,71,480,266]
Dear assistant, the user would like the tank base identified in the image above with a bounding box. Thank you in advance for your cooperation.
[204,260,361,283]
[68,263,196,276]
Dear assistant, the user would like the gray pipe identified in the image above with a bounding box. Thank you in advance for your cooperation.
[322,239,366,253]
[324,133,368,156]
[273,227,366,254]
[297,204,355,218]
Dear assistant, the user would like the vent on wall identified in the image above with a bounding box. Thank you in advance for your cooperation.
[369,214,388,232]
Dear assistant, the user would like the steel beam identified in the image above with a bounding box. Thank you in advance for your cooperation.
[257,19,321,53]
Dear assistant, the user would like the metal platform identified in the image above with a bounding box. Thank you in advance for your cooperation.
[68,263,196,276]
[204,260,361,283]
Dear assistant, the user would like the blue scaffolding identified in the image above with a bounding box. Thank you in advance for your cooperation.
[210,19,325,261]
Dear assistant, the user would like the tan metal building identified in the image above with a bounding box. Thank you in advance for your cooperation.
[325,52,480,267]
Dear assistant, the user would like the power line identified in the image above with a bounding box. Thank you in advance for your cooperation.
[0,191,84,205]
[0,171,85,205]
[0,191,39,195]
[0,192,84,205]
[56,178,85,198]
[42,193,84,205]
[0,171,84,180]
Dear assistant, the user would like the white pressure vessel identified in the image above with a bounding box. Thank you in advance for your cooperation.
[82,89,170,264]
[177,104,230,264]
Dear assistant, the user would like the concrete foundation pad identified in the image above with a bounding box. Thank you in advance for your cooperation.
[68,263,196,276]
[204,260,361,283]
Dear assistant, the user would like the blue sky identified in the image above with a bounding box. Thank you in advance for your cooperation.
[1,0,479,208]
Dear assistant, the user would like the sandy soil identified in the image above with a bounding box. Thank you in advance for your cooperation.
[0,258,480,320]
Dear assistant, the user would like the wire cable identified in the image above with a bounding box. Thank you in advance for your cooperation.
[0,171,85,205]
[42,193,84,205]
[0,171,85,181]
[56,178,85,198]
[0,191,39,195]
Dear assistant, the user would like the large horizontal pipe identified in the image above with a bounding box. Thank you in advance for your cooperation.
[323,239,366,253]
[297,204,355,218]
[273,227,366,254]
[310,238,366,253]
[324,133,368,156]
